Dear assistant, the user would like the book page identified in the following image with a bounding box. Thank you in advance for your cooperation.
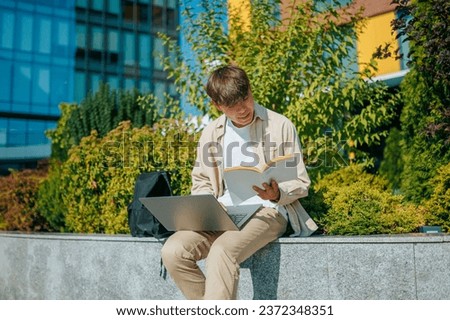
[223,154,298,204]
[223,168,261,204]
[262,154,298,185]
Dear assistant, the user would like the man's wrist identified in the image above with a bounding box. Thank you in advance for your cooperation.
[272,191,281,202]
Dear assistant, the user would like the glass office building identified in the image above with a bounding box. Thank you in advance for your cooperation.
[0,0,178,174]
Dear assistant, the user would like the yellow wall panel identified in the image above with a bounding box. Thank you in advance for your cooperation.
[228,0,251,31]
[357,11,401,76]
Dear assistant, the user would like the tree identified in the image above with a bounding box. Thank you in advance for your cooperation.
[161,0,397,179]
[47,84,181,161]
[388,0,450,202]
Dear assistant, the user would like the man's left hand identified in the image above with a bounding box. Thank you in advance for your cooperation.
[253,180,280,202]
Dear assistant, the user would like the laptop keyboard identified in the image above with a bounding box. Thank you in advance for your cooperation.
[228,213,248,225]
[226,205,258,225]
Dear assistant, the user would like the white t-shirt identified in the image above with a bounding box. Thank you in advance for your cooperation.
[218,119,287,220]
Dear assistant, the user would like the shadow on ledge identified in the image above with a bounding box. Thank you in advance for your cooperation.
[242,242,281,300]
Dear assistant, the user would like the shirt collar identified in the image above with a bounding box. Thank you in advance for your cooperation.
[216,102,267,131]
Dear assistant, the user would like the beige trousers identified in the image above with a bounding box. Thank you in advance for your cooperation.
[161,207,287,300]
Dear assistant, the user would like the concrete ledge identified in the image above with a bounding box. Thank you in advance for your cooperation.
[1,232,449,299]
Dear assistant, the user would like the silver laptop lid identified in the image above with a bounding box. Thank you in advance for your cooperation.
[139,194,240,231]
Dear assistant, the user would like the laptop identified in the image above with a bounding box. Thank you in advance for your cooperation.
[139,194,262,231]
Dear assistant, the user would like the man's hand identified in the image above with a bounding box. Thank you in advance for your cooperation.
[252,180,280,202]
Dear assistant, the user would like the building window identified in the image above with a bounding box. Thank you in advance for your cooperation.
[33,67,50,107]
[92,26,104,51]
[53,20,70,56]
[77,24,87,49]
[154,80,165,104]
[139,34,151,68]
[76,24,87,59]
[125,77,135,90]
[0,119,6,146]
[76,0,88,8]
[51,66,70,106]
[89,26,103,61]
[169,82,177,98]
[0,60,12,102]
[37,18,52,54]
[153,36,164,70]
[167,0,176,30]
[123,0,135,22]
[19,14,34,52]
[124,32,136,66]
[122,0,149,24]
[13,64,31,104]
[28,120,49,145]
[152,0,163,28]
[107,75,119,89]
[137,1,149,24]
[75,72,86,102]
[91,0,104,11]
[8,119,27,146]
[108,29,119,63]
[140,80,150,93]
[315,0,352,11]
[107,0,121,15]
[58,21,69,46]
[0,11,15,49]
[91,74,101,93]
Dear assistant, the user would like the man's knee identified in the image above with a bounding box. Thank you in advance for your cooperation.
[208,238,237,264]
[161,231,207,266]
[161,233,187,267]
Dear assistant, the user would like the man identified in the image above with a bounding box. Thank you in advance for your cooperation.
[161,65,317,300]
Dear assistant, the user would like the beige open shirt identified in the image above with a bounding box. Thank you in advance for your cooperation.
[191,103,318,237]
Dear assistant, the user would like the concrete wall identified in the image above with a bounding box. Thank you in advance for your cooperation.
[1,232,449,300]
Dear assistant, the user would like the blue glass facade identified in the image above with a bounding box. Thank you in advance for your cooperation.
[0,0,75,156]
[0,0,178,173]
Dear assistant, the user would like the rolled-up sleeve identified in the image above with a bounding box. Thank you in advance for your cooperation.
[275,121,310,206]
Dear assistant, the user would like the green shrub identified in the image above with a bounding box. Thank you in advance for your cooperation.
[0,169,50,231]
[47,84,181,161]
[37,161,67,232]
[60,119,198,234]
[322,183,426,235]
[310,164,425,235]
[390,0,450,203]
[314,164,389,201]
[303,164,388,231]
[424,163,450,232]
[396,70,450,203]
[299,187,328,228]
[379,128,404,192]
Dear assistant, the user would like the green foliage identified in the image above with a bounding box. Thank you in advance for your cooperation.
[46,84,181,161]
[424,163,450,232]
[60,120,199,234]
[314,163,389,197]
[388,0,450,203]
[0,169,50,231]
[322,183,426,235]
[379,128,404,192]
[392,0,449,109]
[310,164,425,235]
[46,103,78,161]
[397,70,450,202]
[162,0,398,176]
[37,161,67,232]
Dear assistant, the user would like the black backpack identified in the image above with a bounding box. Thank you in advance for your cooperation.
[127,171,174,239]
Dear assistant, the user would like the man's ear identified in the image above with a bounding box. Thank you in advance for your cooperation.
[212,101,223,113]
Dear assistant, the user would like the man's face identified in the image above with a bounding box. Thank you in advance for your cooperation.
[215,93,255,128]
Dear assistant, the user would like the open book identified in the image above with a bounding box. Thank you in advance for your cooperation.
[223,154,298,204]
